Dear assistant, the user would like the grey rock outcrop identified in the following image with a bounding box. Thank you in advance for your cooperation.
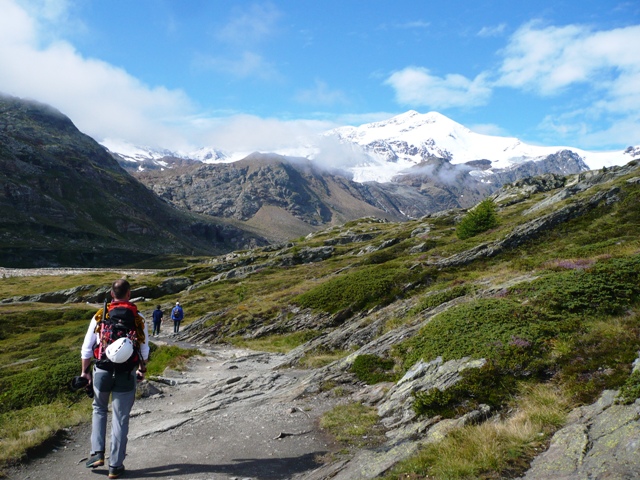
[377,356,487,429]
[524,390,640,479]
[0,276,192,304]
[278,246,335,265]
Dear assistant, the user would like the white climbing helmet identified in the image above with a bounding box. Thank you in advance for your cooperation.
[105,337,134,363]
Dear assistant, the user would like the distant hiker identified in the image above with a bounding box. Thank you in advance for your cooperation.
[80,279,149,479]
[171,301,184,333]
[152,305,163,335]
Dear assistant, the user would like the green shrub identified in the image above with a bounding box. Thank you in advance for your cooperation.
[350,354,397,384]
[294,263,422,314]
[0,308,90,340]
[456,199,499,240]
[0,348,79,414]
[409,285,471,315]
[618,370,640,404]
[394,298,557,371]
[553,316,640,404]
[515,255,640,315]
[413,362,518,418]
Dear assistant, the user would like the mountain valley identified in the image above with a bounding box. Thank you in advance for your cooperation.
[1,92,638,268]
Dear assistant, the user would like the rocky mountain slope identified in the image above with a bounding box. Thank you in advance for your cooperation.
[133,153,474,241]
[131,149,590,242]
[0,95,266,267]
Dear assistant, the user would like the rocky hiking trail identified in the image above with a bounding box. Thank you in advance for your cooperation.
[6,337,343,480]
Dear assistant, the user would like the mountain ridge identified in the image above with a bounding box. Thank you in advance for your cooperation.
[103,110,639,183]
[0,94,266,267]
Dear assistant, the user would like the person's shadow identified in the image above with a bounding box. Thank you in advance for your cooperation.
[90,451,328,479]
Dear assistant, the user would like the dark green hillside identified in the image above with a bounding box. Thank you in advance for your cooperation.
[0,95,265,267]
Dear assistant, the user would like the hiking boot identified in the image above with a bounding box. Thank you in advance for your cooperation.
[85,451,104,468]
[108,465,125,478]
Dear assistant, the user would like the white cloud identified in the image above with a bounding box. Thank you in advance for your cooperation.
[194,50,281,80]
[295,80,348,106]
[393,20,430,30]
[495,22,640,147]
[0,0,303,152]
[538,109,640,149]
[0,0,196,149]
[334,112,397,125]
[477,23,506,37]
[196,2,282,81]
[1,0,36,44]
[384,67,492,109]
[385,22,640,147]
[497,22,640,97]
[196,114,333,152]
[378,20,430,31]
[216,2,281,47]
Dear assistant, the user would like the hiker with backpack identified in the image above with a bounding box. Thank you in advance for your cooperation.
[152,305,163,335]
[79,279,149,479]
[171,301,184,333]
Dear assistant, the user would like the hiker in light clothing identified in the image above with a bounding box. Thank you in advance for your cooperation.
[80,279,149,479]
[171,301,184,333]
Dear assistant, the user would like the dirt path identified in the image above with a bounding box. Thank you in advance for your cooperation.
[6,338,340,480]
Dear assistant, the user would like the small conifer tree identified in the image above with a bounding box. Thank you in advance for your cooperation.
[456,198,499,240]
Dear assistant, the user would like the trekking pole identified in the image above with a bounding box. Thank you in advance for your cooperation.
[102,296,108,323]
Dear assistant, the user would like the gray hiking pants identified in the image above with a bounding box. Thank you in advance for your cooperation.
[91,367,136,468]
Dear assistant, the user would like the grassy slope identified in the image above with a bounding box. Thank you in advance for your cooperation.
[1,164,639,476]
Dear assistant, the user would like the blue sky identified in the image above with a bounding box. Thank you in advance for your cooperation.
[1,0,639,152]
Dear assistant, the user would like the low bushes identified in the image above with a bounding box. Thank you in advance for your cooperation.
[350,354,397,384]
[394,255,640,418]
[0,348,80,414]
[294,263,424,314]
[409,284,472,315]
[414,363,519,418]
[394,298,557,372]
[516,255,640,315]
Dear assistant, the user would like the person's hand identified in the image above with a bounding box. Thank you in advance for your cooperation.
[80,371,92,384]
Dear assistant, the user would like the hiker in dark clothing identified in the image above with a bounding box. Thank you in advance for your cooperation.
[171,301,184,333]
[152,305,163,335]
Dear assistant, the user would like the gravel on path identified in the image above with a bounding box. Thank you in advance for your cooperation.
[5,341,341,480]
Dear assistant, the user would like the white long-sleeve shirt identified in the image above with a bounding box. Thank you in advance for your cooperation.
[81,312,150,361]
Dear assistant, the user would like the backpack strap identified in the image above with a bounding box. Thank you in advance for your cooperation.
[93,306,109,360]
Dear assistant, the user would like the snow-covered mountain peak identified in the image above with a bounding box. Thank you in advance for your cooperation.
[102,111,638,182]
[186,147,229,163]
[330,110,470,143]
